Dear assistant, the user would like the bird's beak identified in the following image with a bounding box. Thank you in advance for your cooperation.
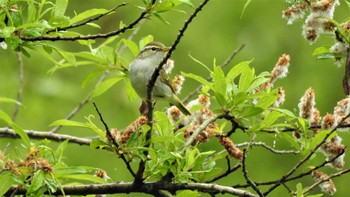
[162,47,170,52]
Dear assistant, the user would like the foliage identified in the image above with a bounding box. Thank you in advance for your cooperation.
[0,0,349,196]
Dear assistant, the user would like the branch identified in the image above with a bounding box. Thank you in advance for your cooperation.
[12,52,24,121]
[233,148,345,189]
[236,142,299,155]
[263,112,350,195]
[4,181,259,197]
[342,47,350,95]
[46,3,127,33]
[20,2,151,42]
[303,167,350,195]
[206,157,241,183]
[93,103,136,177]
[0,127,92,145]
[241,135,264,197]
[181,113,223,153]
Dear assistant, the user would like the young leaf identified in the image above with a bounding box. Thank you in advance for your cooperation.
[175,190,198,197]
[91,77,124,98]
[70,9,108,24]
[27,170,45,193]
[181,72,212,88]
[0,171,15,197]
[213,66,227,106]
[0,97,21,105]
[54,0,68,17]
[49,119,88,127]
[122,39,139,57]
[0,110,30,147]
[226,60,252,83]
[238,65,254,92]
[125,79,138,101]
[212,66,226,97]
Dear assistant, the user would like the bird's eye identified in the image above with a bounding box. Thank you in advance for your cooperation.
[151,47,158,51]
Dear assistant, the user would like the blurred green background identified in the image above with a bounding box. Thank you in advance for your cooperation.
[0,0,349,196]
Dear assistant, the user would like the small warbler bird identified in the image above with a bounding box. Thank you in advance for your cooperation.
[129,41,191,115]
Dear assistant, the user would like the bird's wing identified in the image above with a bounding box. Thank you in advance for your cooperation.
[159,68,177,94]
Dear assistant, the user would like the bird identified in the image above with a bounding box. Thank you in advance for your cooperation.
[128,41,191,115]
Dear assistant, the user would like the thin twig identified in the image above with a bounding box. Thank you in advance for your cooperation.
[303,167,350,195]
[183,44,245,103]
[12,52,24,121]
[236,142,299,155]
[46,3,127,33]
[233,149,345,189]
[263,112,350,196]
[93,103,136,177]
[181,113,223,153]
[242,135,264,197]
[206,160,241,183]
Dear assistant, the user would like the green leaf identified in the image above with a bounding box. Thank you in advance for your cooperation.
[154,0,175,13]
[0,110,30,147]
[27,170,45,193]
[296,183,303,197]
[125,79,138,101]
[308,130,336,151]
[54,0,68,17]
[55,140,69,163]
[139,35,154,49]
[0,171,15,196]
[49,119,88,127]
[90,139,108,149]
[57,50,76,65]
[312,46,330,56]
[281,132,300,151]
[256,93,277,109]
[238,64,254,92]
[74,51,107,64]
[59,174,107,184]
[240,0,252,19]
[2,27,15,37]
[213,66,226,96]
[91,77,124,98]
[5,37,20,49]
[213,66,227,106]
[181,72,212,88]
[241,106,263,118]
[188,54,212,73]
[226,60,252,83]
[11,124,31,148]
[175,190,198,197]
[0,97,21,105]
[70,9,108,24]
[179,0,194,7]
[122,39,139,57]
[0,109,13,124]
[81,69,104,88]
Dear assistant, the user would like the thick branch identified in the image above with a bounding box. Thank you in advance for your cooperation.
[5,181,258,197]
[0,127,92,145]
